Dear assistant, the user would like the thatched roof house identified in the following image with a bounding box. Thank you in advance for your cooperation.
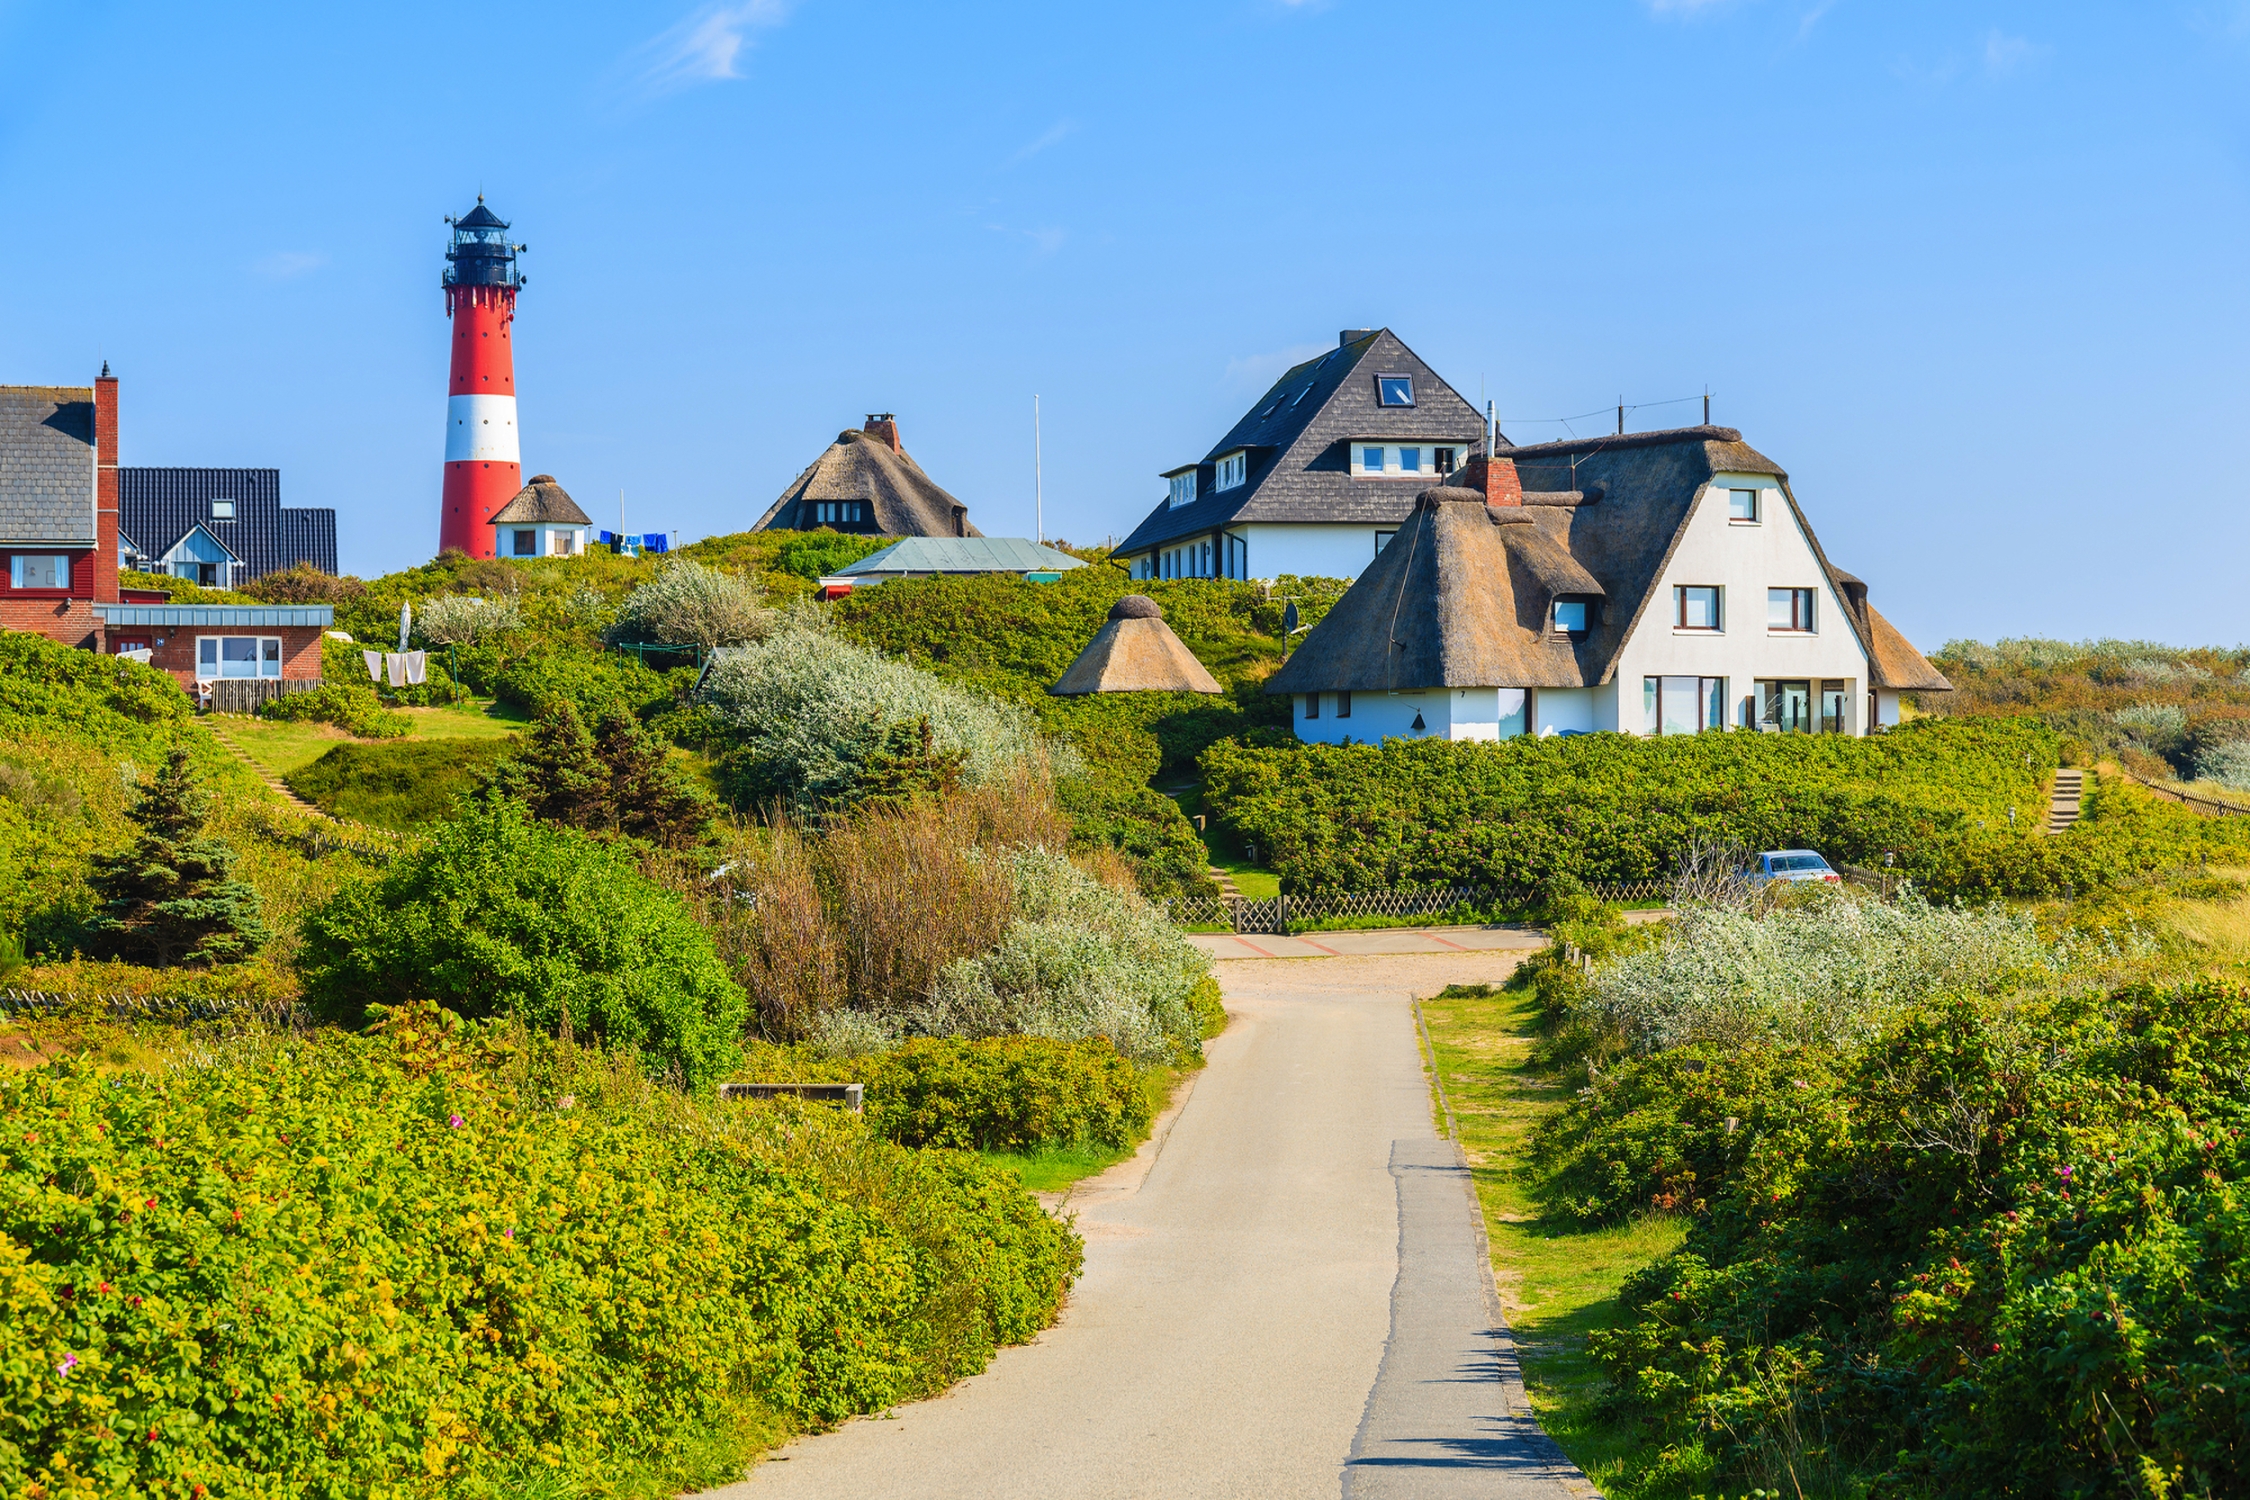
[489,474,593,558]
[1269,426,1948,742]
[750,414,978,538]
[1050,596,1223,696]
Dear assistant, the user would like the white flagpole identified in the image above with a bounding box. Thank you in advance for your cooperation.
[1034,395,1044,544]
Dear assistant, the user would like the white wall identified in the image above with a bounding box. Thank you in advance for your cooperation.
[1238,523,1388,583]
[1876,689,1903,727]
[1608,472,1871,734]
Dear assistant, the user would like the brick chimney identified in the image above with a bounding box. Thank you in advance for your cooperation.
[863,413,902,453]
[94,363,120,603]
[1457,451,1523,507]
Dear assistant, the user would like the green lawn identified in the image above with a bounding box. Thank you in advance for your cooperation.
[1168,785,1282,899]
[1417,982,1684,1498]
[220,699,525,778]
[974,1060,1199,1195]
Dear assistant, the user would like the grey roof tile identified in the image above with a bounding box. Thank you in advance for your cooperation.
[0,386,97,545]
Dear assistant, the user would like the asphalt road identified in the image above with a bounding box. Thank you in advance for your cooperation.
[704,953,1593,1500]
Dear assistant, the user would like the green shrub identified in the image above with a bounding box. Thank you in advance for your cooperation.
[483,644,685,725]
[1582,983,2250,1496]
[285,738,517,829]
[866,1037,1153,1151]
[296,801,746,1089]
[773,530,892,580]
[0,1007,1079,1495]
[1187,975,1226,1038]
[0,631,189,751]
[256,682,410,739]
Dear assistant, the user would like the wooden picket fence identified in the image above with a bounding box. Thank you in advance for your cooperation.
[1166,880,1671,934]
[0,987,301,1028]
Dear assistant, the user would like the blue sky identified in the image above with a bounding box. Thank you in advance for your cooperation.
[1,0,2244,647]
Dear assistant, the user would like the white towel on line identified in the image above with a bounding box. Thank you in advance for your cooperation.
[363,650,384,684]
[405,650,427,686]
[386,653,407,688]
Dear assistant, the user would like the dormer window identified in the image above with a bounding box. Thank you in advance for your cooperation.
[1351,444,1443,478]
[1553,600,1588,634]
[1165,468,1197,509]
[1377,374,1415,407]
[210,499,236,519]
[1214,451,1247,491]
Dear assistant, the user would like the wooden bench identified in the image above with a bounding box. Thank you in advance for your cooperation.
[720,1082,864,1114]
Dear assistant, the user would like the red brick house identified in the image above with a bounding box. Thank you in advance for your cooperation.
[2,370,329,698]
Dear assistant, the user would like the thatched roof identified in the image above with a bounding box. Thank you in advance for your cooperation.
[750,416,979,538]
[1050,596,1222,695]
[1866,606,1953,691]
[1265,487,1593,695]
[490,474,591,527]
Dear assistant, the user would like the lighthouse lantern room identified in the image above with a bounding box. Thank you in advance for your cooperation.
[437,198,528,559]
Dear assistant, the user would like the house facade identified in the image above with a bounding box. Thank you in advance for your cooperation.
[119,467,337,584]
[1,376,119,650]
[1116,329,1488,583]
[1267,427,1949,742]
[489,474,593,558]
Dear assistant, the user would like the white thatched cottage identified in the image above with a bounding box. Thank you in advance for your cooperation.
[1265,427,1949,741]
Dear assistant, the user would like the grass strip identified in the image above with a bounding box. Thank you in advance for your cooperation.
[1417,981,1684,1500]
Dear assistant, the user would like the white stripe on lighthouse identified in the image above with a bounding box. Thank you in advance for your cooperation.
[444,394,521,463]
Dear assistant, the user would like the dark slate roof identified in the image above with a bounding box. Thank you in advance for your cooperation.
[0,386,96,545]
[750,420,981,537]
[1117,330,1488,554]
[490,474,592,526]
[456,201,506,228]
[118,468,337,580]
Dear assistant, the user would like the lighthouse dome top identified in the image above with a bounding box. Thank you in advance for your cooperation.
[443,197,525,290]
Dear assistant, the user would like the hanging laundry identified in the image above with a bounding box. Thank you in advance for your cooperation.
[363,650,384,684]
[386,653,407,688]
[404,650,428,686]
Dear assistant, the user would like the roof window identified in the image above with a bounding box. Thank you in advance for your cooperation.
[1291,383,1318,408]
[1377,374,1415,407]
[210,499,236,519]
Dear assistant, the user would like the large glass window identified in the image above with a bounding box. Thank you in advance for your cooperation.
[1759,679,1813,732]
[8,555,70,589]
[1646,676,1728,734]
[1675,585,1721,630]
[1821,679,1849,734]
[1769,587,1816,631]
[197,636,283,682]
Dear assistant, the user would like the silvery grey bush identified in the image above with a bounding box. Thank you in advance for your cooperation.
[2193,739,2250,792]
[700,621,1064,807]
[2112,701,2190,738]
[916,848,1209,1063]
[1582,889,2064,1055]
[416,593,522,647]
[613,560,773,651]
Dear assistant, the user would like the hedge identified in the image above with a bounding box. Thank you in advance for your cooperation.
[0,1006,1079,1496]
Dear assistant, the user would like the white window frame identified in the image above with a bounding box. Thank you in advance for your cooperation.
[1214,452,1247,492]
[1167,470,1197,509]
[195,635,283,682]
[1351,444,1445,478]
[209,499,236,520]
[1376,373,1416,407]
[7,554,72,590]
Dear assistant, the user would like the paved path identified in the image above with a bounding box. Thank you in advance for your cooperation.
[706,954,1592,1500]
[1188,926,1550,961]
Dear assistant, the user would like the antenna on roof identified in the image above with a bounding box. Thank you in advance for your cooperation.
[1704,387,1710,425]
[1617,398,1624,436]
[1486,399,1496,456]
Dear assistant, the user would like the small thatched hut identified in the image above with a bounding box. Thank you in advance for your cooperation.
[1049,596,1223,696]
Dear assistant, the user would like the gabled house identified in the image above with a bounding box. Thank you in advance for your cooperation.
[751,414,979,538]
[119,467,337,583]
[1116,329,1488,583]
[489,474,593,558]
[1267,427,1948,741]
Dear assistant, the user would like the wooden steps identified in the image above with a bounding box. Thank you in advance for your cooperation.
[2047,768,2085,834]
[204,719,332,822]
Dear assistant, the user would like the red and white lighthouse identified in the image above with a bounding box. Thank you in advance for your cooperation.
[437,197,527,559]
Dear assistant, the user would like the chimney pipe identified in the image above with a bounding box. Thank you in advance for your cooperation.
[1338,329,1375,348]
[94,366,120,605]
[863,413,901,453]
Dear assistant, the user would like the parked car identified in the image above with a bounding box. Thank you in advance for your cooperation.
[1753,849,1842,885]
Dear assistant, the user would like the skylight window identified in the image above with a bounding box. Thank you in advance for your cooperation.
[1291,384,1318,407]
[1377,374,1415,407]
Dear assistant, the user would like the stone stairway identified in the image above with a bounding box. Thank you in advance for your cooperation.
[1208,866,1242,899]
[204,719,332,822]
[2047,768,2085,833]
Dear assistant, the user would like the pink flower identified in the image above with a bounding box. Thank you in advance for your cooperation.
[447,1115,464,1129]
[503,1227,514,1240]
[56,1353,77,1376]
[2057,1165,2073,1179]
